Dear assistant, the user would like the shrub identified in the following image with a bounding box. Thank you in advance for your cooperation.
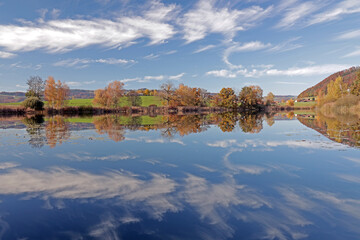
[22,97,44,110]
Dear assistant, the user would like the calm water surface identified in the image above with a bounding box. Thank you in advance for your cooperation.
[0,113,359,240]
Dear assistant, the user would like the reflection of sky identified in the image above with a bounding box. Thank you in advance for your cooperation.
[0,119,359,239]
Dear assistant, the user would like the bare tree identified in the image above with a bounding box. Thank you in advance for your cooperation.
[26,76,44,99]
[159,81,175,106]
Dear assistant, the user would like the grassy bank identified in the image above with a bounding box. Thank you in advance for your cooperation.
[0,96,162,107]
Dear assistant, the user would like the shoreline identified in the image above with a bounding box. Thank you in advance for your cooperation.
[0,105,230,117]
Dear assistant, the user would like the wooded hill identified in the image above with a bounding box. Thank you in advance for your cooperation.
[298,66,360,98]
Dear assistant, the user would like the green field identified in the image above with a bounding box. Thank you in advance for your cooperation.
[278,101,316,107]
[0,96,162,107]
[0,102,22,106]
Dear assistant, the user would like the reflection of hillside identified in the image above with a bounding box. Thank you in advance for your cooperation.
[298,113,360,148]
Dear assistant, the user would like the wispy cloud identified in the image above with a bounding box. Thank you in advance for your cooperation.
[169,72,185,80]
[206,64,351,79]
[144,50,177,60]
[179,0,273,43]
[0,2,178,53]
[193,44,216,53]
[276,1,321,29]
[10,62,42,70]
[66,81,96,87]
[275,81,307,85]
[53,58,136,68]
[308,0,360,26]
[337,29,360,40]
[0,51,16,59]
[265,64,351,76]
[206,69,236,78]
[224,41,271,68]
[267,37,303,53]
[144,53,160,60]
[342,47,360,58]
[120,73,185,84]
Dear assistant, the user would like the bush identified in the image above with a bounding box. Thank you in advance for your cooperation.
[22,97,44,110]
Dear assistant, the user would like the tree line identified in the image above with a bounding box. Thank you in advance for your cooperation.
[23,75,275,111]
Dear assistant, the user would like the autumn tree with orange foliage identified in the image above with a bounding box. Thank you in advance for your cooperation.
[93,81,124,108]
[286,99,295,106]
[44,76,70,108]
[238,85,263,108]
[214,88,238,109]
[174,84,203,106]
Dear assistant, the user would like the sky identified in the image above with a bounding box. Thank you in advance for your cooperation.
[0,0,359,95]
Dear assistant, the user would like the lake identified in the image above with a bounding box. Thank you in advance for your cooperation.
[0,113,359,240]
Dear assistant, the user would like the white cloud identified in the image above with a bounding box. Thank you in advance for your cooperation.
[275,81,307,85]
[144,75,165,81]
[144,53,160,60]
[120,73,185,84]
[342,48,360,58]
[206,69,237,78]
[308,0,360,25]
[337,29,360,40]
[276,1,321,29]
[179,0,273,43]
[54,58,136,68]
[193,44,216,53]
[265,64,351,76]
[64,81,96,87]
[267,37,303,53]
[168,72,185,80]
[0,51,16,58]
[0,2,177,53]
[224,41,271,68]
[206,64,351,79]
[9,62,42,70]
[144,50,177,60]
[15,84,27,89]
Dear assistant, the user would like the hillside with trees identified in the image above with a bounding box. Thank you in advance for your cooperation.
[298,66,360,98]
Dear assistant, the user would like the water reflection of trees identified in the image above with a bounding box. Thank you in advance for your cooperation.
[90,113,267,140]
[93,115,126,142]
[161,115,210,137]
[23,115,70,148]
[19,113,273,146]
[46,116,71,148]
[238,114,263,133]
[298,112,360,148]
[22,115,46,148]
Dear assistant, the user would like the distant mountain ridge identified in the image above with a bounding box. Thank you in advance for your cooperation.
[0,89,95,103]
[298,66,360,99]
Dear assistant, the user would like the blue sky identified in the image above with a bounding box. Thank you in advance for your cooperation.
[0,0,359,95]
